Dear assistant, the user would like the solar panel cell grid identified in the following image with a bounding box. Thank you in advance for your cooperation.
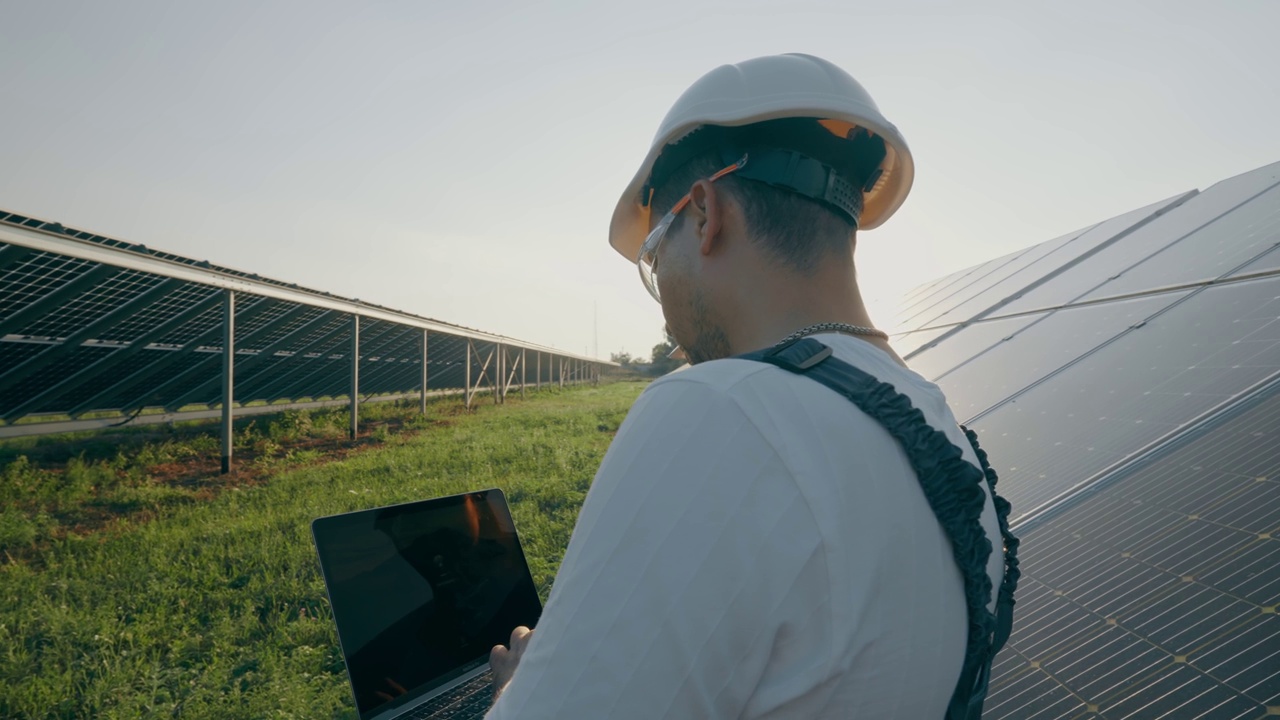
[898,251,1031,331]
[923,197,1190,331]
[0,253,96,324]
[237,306,329,351]
[930,292,1192,421]
[1079,184,1280,303]
[985,388,1280,717]
[88,283,211,344]
[16,269,161,339]
[968,275,1280,521]
[231,299,299,340]
[154,303,229,347]
[0,342,48,370]
[913,227,1099,330]
[0,346,116,414]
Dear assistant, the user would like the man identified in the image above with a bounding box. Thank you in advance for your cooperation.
[486,53,1006,719]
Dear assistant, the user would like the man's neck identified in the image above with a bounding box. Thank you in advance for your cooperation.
[725,277,907,367]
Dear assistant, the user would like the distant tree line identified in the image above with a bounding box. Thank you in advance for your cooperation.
[610,328,683,377]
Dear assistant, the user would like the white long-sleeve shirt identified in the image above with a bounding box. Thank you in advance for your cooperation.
[487,334,1004,719]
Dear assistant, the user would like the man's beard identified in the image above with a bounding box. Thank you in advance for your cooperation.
[677,289,731,365]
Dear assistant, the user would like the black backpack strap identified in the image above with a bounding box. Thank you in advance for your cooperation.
[736,338,1020,720]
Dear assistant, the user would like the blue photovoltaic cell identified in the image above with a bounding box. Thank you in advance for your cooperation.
[929,291,1190,421]
[920,194,1191,330]
[993,160,1280,318]
[985,388,1280,718]
[966,274,1280,523]
[1078,182,1280,302]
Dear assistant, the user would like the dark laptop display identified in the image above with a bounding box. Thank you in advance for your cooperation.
[313,490,542,719]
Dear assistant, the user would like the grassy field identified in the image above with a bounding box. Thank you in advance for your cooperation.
[0,381,647,719]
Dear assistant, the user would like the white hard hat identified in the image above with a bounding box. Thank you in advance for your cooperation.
[609,53,914,262]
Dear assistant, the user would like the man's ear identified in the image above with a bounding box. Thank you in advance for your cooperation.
[688,179,724,257]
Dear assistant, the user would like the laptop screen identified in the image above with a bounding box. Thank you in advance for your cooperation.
[313,490,543,719]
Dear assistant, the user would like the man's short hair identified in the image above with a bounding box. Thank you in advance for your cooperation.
[646,119,883,274]
[650,153,859,275]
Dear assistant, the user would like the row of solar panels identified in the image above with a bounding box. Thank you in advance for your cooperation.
[889,160,1280,717]
[0,210,606,429]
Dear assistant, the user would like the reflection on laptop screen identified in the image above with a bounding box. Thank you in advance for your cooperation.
[314,490,542,718]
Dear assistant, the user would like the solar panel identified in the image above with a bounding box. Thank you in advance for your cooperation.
[0,211,609,436]
[898,246,1041,331]
[925,291,1191,420]
[895,253,1021,328]
[968,274,1280,523]
[916,194,1192,331]
[994,160,1280,317]
[893,159,1280,719]
[1078,183,1280,303]
[986,387,1280,718]
[890,326,955,357]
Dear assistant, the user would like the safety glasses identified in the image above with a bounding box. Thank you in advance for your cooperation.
[637,155,747,303]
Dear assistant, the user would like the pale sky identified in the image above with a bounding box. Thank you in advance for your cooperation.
[2,0,1277,359]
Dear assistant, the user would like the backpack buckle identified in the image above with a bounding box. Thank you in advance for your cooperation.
[763,338,833,373]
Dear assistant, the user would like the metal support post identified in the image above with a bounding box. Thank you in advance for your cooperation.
[350,314,360,440]
[466,341,472,409]
[536,352,541,389]
[495,344,502,406]
[521,349,526,399]
[220,290,235,474]
[420,329,429,415]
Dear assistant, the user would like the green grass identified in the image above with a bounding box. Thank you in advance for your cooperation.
[0,381,647,719]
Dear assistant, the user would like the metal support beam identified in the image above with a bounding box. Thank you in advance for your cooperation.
[493,344,501,406]
[465,341,472,409]
[491,344,498,405]
[350,314,359,440]
[421,329,428,414]
[521,349,526,399]
[504,347,521,401]
[536,352,541,390]
[221,290,235,474]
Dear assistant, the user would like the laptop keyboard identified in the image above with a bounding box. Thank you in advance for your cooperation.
[398,671,495,719]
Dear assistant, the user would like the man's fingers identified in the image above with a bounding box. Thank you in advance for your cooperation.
[491,645,508,662]
[510,626,532,646]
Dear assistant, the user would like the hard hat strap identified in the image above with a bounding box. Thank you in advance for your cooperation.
[720,146,865,228]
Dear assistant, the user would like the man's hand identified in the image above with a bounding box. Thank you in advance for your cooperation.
[490,626,534,701]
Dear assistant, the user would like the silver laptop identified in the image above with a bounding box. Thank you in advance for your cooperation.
[312,489,543,720]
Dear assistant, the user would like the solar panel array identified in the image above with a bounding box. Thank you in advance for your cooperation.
[0,210,605,437]
[893,160,1280,717]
